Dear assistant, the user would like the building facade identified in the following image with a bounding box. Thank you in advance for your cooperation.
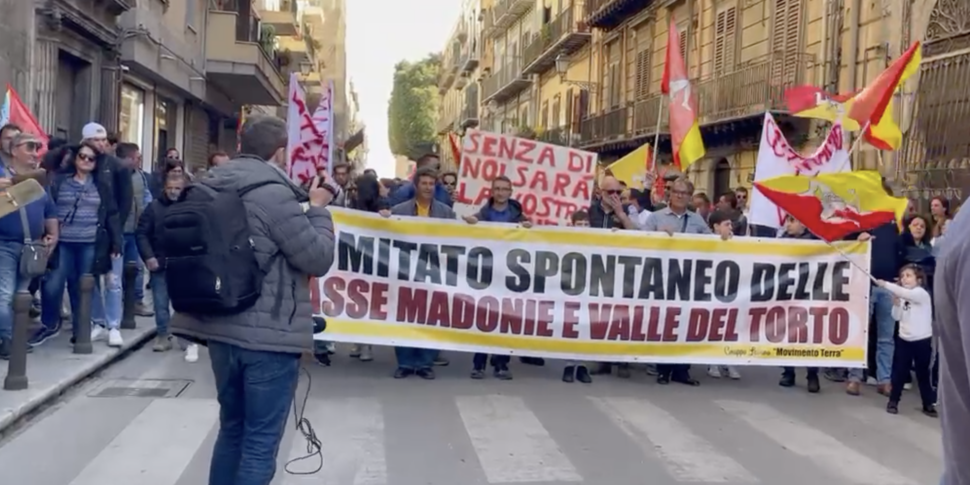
[431,0,970,210]
[435,0,483,171]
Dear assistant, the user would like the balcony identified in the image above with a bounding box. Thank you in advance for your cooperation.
[277,35,312,65]
[522,5,591,75]
[460,84,480,129]
[694,51,815,126]
[538,126,570,146]
[580,106,629,146]
[631,94,667,135]
[205,9,286,106]
[586,0,652,31]
[258,0,299,37]
[482,58,531,104]
[299,71,322,87]
[437,113,456,135]
[461,42,480,73]
[488,0,534,38]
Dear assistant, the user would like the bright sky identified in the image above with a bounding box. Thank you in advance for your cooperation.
[347,0,461,178]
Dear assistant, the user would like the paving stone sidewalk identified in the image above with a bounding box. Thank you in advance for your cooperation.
[0,317,156,432]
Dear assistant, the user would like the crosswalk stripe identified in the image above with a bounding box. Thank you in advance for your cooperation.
[456,394,582,483]
[591,396,758,483]
[282,398,387,485]
[68,398,218,485]
[717,400,917,485]
[843,407,943,459]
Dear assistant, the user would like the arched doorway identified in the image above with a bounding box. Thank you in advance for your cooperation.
[900,0,970,211]
[713,159,732,199]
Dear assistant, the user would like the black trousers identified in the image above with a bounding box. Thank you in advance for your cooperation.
[657,363,691,379]
[782,367,819,378]
[889,336,936,407]
[473,353,510,370]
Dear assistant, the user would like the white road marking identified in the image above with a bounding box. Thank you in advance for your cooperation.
[456,394,582,483]
[843,407,943,459]
[282,397,387,485]
[592,396,758,483]
[68,398,218,485]
[717,400,917,485]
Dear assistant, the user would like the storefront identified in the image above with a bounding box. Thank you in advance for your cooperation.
[117,78,186,172]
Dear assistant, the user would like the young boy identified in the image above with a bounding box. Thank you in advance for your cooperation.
[136,174,199,362]
[570,209,590,227]
[777,214,821,392]
[706,210,742,380]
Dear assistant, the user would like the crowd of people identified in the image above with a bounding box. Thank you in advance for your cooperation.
[0,116,959,483]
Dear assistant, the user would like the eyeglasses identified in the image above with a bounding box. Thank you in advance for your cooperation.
[603,189,622,195]
[17,141,40,151]
[671,189,691,196]
[77,153,95,162]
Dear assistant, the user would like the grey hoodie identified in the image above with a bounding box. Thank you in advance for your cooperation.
[170,157,336,355]
[935,205,970,485]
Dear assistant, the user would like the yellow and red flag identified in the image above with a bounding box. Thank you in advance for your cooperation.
[448,132,462,170]
[848,41,921,128]
[754,171,908,242]
[661,17,705,171]
[785,86,903,150]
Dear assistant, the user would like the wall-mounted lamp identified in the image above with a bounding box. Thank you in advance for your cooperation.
[300,62,312,76]
[555,52,599,92]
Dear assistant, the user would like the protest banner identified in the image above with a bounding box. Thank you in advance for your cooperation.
[286,75,334,185]
[750,113,849,230]
[453,130,598,225]
[313,208,871,367]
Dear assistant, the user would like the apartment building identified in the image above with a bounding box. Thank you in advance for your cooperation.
[435,3,483,172]
[434,0,969,210]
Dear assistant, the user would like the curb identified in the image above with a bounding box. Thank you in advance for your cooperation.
[0,326,157,433]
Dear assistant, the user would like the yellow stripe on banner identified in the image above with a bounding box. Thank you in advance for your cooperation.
[330,210,868,257]
[327,320,866,362]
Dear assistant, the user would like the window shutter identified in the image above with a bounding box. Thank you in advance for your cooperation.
[679,30,687,59]
[541,101,549,128]
[714,7,737,74]
[552,95,561,128]
[634,50,651,100]
[565,88,575,129]
[770,0,803,84]
[609,63,621,108]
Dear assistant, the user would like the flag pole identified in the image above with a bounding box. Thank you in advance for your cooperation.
[650,100,664,176]
[835,120,871,172]
[825,240,877,283]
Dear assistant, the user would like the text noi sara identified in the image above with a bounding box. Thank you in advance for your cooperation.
[322,235,859,345]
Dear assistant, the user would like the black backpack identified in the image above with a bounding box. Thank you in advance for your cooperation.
[161,181,277,315]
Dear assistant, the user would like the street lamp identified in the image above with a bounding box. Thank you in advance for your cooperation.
[299,62,312,76]
[555,51,599,92]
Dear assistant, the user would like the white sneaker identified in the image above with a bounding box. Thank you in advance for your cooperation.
[184,344,199,363]
[726,366,742,380]
[107,329,123,347]
[91,326,107,342]
[707,366,722,378]
[866,376,878,386]
[904,382,913,390]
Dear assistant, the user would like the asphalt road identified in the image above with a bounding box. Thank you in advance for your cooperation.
[0,344,943,485]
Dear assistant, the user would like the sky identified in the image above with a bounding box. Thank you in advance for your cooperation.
[346,0,462,178]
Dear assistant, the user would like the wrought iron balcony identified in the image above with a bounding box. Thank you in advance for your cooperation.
[460,84,480,129]
[631,94,667,135]
[538,126,570,146]
[586,0,652,31]
[694,51,816,125]
[522,5,591,75]
[487,0,534,38]
[482,58,531,104]
[258,0,299,37]
[580,106,629,146]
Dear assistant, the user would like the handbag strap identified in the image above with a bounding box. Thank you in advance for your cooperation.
[18,206,32,244]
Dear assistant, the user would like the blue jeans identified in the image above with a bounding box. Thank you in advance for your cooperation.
[42,242,102,335]
[208,341,300,485]
[394,346,435,370]
[850,286,895,383]
[150,271,170,334]
[0,241,27,341]
[123,234,144,301]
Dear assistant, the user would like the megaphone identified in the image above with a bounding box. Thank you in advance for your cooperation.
[312,315,327,334]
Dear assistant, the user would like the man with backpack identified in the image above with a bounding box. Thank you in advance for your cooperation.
[167,116,337,485]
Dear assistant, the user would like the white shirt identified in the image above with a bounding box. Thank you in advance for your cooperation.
[886,282,934,341]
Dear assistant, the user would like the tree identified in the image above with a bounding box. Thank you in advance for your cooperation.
[387,53,441,159]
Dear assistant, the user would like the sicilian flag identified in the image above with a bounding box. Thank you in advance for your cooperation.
[448,132,462,170]
[0,84,49,156]
[661,17,705,170]
[784,42,920,151]
[754,171,908,242]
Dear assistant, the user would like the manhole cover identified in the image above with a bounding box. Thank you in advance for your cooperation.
[87,379,192,399]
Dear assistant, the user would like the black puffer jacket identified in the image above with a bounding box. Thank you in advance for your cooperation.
[135,194,177,269]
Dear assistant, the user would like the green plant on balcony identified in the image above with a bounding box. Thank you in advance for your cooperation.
[259,24,277,53]
[540,24,552,43]
[516,123,537,139]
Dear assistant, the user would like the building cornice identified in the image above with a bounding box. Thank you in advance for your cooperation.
[39,0,127,48]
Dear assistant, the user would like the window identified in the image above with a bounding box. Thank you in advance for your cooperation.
[551,94,561,128]
[605,40,622,109]
[541,101,549,128]
[714,6,738,74]
[119,84,145,146]
[634,50,651,100]
[678,26,687,59]
[155,97,179,164]
[771,0,804,84]
[565,88,574,129]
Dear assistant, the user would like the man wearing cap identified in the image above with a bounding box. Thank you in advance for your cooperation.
[80,122,133,345]
[0,132,58,357]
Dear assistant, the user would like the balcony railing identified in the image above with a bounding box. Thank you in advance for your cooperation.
[488,0,534,38]
[482,58,531,104]
[461,41,480,73]
[522,5,591,75]
[538,126,570,146]
[632,94,667,135]
[580,106,629,146]
[695,51,816,125]
[585,0,646,30]
[437,113,456,134]
[460,84,480,128]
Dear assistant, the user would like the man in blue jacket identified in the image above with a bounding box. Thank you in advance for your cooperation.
[387,153,452,206]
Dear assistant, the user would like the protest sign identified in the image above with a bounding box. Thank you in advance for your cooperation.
[313,208,871,367]
[750,113,849,230]
[286,75,334,185]
[453,130,598,225]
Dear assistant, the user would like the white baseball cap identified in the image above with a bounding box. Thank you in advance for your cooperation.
[81,122,107,141]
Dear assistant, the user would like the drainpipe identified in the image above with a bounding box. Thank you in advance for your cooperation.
[820,0,829,88]
[26,3,36,111]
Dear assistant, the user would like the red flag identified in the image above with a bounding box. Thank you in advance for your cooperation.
[5,84,49,157]
[448,132,462,169]
[847,42,921,127]
[660,18,705,170]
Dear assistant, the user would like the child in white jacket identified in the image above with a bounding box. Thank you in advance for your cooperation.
[876,263,937,417]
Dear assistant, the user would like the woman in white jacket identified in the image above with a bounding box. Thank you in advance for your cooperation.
[875,264,937,417]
